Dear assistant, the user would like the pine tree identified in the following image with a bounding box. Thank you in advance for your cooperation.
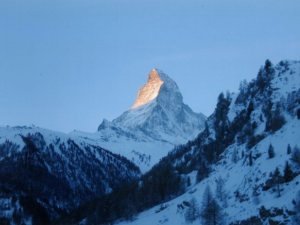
[292,146,300,165]
[249,151,253,166]
[201,186,224,225]
[185,197,200,223]
[287,144,292,155]
[268,144,275,159]
[264,59,274,76]
[215,177,228,207]
[214,92,230,141]
[197,162,209,183]
[273,167,283,197]
[284,161,294,183]
[231,148,239,163]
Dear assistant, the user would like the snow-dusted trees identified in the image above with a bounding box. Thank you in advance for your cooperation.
[215,177,228,208]
[265,103,286,133]
[201,186,224,225]
[184,197,200,223]
[231,148,239,163]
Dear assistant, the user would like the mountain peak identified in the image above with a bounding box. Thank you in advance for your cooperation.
[99,69,205,145]
[132,68,183,109]
[131,69,164,109]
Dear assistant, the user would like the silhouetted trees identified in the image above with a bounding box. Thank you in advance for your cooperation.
[284,161,294,183]
[268,144,275,159]
[273,167,283,197]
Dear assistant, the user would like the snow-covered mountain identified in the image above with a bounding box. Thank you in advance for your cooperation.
[0,126,140,224]
[71,60,300,225]
[92,69,206,171]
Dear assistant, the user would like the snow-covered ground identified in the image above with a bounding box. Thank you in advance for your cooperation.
[117,118,300,225]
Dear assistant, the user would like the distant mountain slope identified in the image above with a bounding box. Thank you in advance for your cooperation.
[91,69,206,171]
[0,126,140,224]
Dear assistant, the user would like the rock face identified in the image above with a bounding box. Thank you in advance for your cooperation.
[132,69,164,109]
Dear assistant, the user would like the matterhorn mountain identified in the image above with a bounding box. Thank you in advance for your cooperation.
[74,69,206,171]
[106,68,206,142]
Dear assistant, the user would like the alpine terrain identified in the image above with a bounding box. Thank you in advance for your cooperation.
[63,60,300,225]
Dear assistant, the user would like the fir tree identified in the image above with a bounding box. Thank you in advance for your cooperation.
[215,177,228,207]
[273,167,283,197]
[284,161,294,183]
[185,198,200,223]
[268,144,275,159]
[249,151,253,166]
[292,146,300,165]
[231,148,239,163]
[196,162,209,183]
[287,144,292,155]
[201,186,224,225]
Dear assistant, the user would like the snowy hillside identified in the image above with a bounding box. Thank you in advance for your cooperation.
[114,60,300,225]
[117,118,300,225]
[0,126,140,224]
[93,69,206,171]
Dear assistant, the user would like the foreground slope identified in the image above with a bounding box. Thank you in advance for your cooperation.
[113,60,300,225]
[0,126,140,224]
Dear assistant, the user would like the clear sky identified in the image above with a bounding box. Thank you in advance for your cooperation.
[0,0,299,133]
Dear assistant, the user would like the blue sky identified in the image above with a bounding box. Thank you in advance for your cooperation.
[1,0,299,132]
